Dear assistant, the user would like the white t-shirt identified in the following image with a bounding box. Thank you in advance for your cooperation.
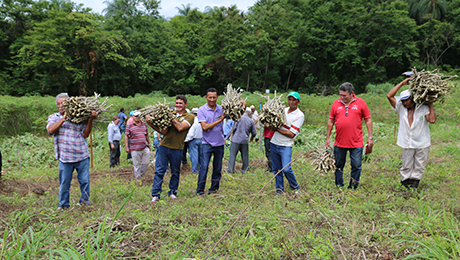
[271,107,305,147]
[394,101,431,149]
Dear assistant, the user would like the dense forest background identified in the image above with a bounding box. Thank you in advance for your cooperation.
[1,0,459,97]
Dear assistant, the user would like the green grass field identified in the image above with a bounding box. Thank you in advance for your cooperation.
[1,85,460,259]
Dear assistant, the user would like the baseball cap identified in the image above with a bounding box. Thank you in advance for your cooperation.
[400,90,412,101]
[133,111,141,117]
[250,105,255,109]
[130,110,134,116]
[191,107,198,114]
[287,91,301,101]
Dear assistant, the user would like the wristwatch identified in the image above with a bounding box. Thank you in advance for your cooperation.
[368,136,374,140]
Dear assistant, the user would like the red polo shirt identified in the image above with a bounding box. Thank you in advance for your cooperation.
[329,95,371,148]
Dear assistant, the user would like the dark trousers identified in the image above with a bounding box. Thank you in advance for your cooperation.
[334,146,363,189]
[182,142,189,164]
[109,140,121,168]
[264,137,272,172]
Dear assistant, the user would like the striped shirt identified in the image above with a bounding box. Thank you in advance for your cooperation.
[47,113,89,163]
[126,121,148,151]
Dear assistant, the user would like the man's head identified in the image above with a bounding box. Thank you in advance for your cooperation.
[250,105,255,112]
[112,115,120,125]
[55,93,69,115]
[205,88,218,107]
[132,110,141,123]
[191,107,198,116]
[120,108,125,113]
[339,82,355,104]
[287,91,301,110]
[400,89,415,109]
[245,107,252,115]
[176,95,188,113]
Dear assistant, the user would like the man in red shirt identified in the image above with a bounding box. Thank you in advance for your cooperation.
[326,82,374,190]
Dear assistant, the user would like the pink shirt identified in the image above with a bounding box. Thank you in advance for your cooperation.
[329,95,371,148]
[126,121,148,151]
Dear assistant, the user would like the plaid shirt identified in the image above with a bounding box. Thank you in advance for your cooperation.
[47,113,89,163]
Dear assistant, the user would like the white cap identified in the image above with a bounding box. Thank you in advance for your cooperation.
[250,105,255,109]
[245,107,252,114]
[400,90,412,101]
[133,110,141,117]
[191,107,198,114]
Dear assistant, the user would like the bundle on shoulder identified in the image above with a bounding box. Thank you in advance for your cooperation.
[140,99,174,131]
[222,83,247,121]
[258,91,286,129]
[62,93,112,124]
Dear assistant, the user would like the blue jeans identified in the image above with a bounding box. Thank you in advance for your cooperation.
[58,158,90,208]
[196,144,224,195]
[188,138,202,173]
[270,143,299,192]
[151,146,182,198]
[227,142,249,173]
[153,138,160,162]
[334,146,363,189]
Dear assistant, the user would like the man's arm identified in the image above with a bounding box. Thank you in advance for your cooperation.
[364,118,374,148]
[200,113,225,131]
[108,124,115,149]
[47,116,66,135]
[145,114,168,135]
[172,117,191,132]
[325,118,335,147]
[387,78,411,109]
[426,103,437,123]
[83,111,98,138]
[124,133,130,153]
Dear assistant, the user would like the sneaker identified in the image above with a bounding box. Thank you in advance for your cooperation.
[170,194,177,199]
[150,196,160,204]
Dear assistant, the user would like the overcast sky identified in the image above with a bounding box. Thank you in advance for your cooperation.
[73,0,257,19]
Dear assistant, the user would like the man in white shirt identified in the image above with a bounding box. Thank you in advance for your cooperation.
[184,107,203,173]
[107,115,122,168]
[269,92,305,194]
[387,78,437,189]
[250,105,260,141]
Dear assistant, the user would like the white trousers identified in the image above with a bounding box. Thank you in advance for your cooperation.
[400,147,430,181]
[132,147,150,180]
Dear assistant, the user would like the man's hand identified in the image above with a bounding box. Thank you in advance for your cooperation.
[366,138,374,149]
[125,147,130,153]
[145,114,151,120]
[325,138,331,148]
[240,100,247,107]
[90,110,98,118]
[110,143,115,150]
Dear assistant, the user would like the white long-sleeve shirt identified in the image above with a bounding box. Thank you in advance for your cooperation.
[107,121,122,143]
[185,117,203,142]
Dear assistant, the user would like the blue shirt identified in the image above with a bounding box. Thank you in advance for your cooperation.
[223,119,234,137]
[197,103,225,147]
[231,114,256,144]
[117,112,127,127]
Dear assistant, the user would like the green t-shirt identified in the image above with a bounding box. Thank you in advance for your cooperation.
[161,112,195,150]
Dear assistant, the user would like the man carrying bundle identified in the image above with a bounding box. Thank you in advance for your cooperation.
[387,78,437,189]
[326,82,373,190]
[270,92,304,195]
[227,107,257,174]
[147,95,194,203]
[47,93,98,210]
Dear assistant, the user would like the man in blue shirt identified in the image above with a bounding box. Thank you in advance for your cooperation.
[227,108,256,173]
[118,108,127,134]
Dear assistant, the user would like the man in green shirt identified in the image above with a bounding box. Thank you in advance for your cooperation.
[146,95,194,203]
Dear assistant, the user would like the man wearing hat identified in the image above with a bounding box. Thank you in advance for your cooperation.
[326,82,373,190]
[125,110,150,180]
[270,91,304,194]
[184,107,203,173]
[387,78,437,189]
[227,107,257,174]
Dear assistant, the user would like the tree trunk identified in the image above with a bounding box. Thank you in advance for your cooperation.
[286,47,298,91]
